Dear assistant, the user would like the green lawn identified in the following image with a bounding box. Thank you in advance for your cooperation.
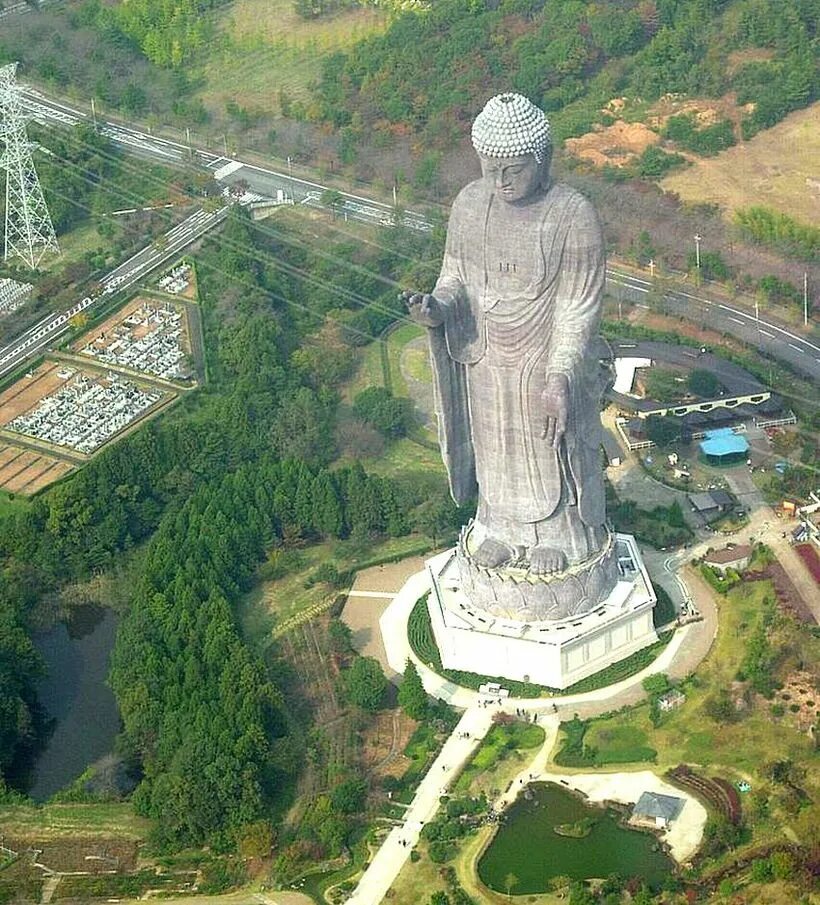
[0,802,149,838]
[358,437,445,481]
[344,337,384,401]
[402,340,432,383]
[239,533,436,652]
[385,322,424,398]
[455,722,545,793]
[0,490,27,517]
[580,720,658,766]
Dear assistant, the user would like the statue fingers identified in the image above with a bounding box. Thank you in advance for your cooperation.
[543,417,555,446]
[554,409,568,448]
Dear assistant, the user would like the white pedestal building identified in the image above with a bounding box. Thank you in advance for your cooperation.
[421,533,657,690]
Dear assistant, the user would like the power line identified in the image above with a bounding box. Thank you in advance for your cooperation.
[0,62,60,269]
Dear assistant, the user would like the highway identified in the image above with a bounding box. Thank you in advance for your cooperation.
[22,87,432,232]
[0,205,227,379]
[14,85,820,384]
[606,269,820,381]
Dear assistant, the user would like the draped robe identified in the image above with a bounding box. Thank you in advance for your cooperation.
[429,179,607,564]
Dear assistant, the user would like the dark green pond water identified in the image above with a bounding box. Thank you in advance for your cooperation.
[27,605,121,801]
[479,782,673,893]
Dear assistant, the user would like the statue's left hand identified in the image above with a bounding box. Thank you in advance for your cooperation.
[542,373,569,450]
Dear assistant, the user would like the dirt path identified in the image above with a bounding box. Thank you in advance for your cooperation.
[373,709,403,771]
[120,893,312,905]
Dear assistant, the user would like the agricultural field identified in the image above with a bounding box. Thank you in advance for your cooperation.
[0,802,149,842]
[195,0,388,117]
[661,103,820,224]
[0,442,74,496]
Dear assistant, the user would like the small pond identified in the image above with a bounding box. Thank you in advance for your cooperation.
[26,605,121,801]
[478,782,673,893]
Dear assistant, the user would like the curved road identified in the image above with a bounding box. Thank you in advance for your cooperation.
[606,269,819,381]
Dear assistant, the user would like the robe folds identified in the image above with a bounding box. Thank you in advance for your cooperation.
[429,178,606,558]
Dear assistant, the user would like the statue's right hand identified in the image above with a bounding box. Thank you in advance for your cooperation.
[402,291,444,328]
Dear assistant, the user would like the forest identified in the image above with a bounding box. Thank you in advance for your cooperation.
[0,206,450,848]
[316,0,817,144]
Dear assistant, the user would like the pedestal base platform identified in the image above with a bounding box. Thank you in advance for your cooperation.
[427,533,657,690]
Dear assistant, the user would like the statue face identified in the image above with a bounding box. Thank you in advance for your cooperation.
[479,154,546,203]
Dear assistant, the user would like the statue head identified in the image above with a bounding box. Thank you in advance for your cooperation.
[471,93,552,203]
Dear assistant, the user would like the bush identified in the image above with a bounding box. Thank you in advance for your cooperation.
[687,249,732,282]
[704,688,739,724]
[331,777,367,815]
[637,145,686,179]
[343,656,387,711]
[663,114,735,156]
[428,840,457,863]
[769,851,796,880]
[642,674,671,696]
[734,206,819,262]
[353,387,414,439]
[758,275,802,306]
[700,563,741,595]
[687,369,720,397]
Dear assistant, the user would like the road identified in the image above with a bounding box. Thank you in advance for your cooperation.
[606,269,819,381]
[15,85,820,384]
[22,87,431,233]
[0,206,227,379]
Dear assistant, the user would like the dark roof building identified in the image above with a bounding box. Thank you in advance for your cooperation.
[632,791,685,827]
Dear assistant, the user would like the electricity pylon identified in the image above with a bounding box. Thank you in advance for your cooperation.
[0,62,60,269]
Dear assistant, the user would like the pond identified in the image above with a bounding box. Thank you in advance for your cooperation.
[478,782,673,894]
[26,605,121,801]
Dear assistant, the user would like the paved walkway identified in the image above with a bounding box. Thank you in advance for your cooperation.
[348,551,720,904]
[348,706,496,905]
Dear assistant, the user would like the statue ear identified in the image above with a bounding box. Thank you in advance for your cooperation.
[539,150,553,183]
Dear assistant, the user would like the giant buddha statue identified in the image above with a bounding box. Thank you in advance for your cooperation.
[406,93,619,621]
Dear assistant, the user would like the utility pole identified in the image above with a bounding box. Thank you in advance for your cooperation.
[804,272,809,327]
[648,258,655,279]
[693,234,702,286]
[186,126,192,160]
[0,62,60,269]
[91,97,98,132]
[755,293,761,349]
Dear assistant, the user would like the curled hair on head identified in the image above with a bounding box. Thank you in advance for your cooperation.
[471,93,552,163]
